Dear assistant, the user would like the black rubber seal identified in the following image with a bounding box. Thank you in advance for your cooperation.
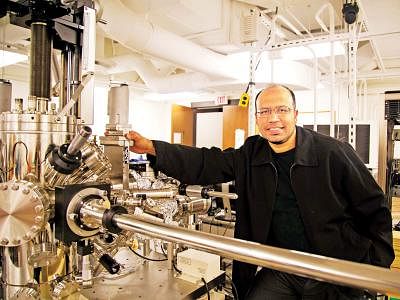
[48,144,82,174]
[102,206,128,234]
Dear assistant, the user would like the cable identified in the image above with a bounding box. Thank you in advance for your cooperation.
[160,243,168,257]
[222,217,234,236]
[201,277,210,300]
[225,273,239,300]
[173,262,182,274]
[209,208,222,233]
[160,243,182,274]
[129,247,167,262]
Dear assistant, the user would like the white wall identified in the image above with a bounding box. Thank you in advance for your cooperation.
[92,86,108,137]
[130,97,171,142]
[7,79,29,111]
[196,112,223,148]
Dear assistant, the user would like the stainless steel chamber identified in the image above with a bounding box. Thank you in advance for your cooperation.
[0,112,76,183]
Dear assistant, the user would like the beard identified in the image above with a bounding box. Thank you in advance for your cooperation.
[269,140,285,145]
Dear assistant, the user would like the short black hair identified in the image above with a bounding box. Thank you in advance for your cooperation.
[255,84,296,112]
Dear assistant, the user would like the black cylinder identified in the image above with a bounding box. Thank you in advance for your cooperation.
[30,22,52,99]
[99,254,120,274]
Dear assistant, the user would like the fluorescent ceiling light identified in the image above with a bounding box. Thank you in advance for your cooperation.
[279,41,345,60]
[0,50,28,67]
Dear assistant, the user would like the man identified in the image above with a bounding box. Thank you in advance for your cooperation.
[126,85,394,299]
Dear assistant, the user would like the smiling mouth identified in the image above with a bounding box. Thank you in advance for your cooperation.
[268,127,283,134]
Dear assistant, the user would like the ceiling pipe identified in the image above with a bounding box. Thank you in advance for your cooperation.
[273,14,303,37]
[94,0,316,93]
[305,46,318,132]
[97,54,239,93]
[356,0,386,72]
[95,0,243,80]
[315,2,336,137]
[98,53,316,93]
[315,3,335,34]
[285,8,313,38]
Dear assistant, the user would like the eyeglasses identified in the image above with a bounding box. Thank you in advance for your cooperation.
[256,106,293,118]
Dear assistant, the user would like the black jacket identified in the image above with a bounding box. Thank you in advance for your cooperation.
[150,126,394,298]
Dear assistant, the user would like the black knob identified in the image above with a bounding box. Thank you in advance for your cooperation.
[99,254,120,274]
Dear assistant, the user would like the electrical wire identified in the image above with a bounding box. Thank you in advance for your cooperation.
[129,247,167,262]
[225,273,239,300]
[201,277,210,300]
[173,261,182,274]
[0,141,32,177]
[222,216,234,236]
[160,243,182,274]
[209,207,222,233]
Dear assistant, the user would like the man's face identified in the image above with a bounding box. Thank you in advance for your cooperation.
[255,86,298,144]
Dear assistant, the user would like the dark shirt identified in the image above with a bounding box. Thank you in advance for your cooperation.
[268,149,310,252]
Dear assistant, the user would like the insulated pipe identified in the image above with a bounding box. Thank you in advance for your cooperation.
[96,0,242,80]
[30,22,52,99]
[100,53,316,92]
[99,54,239,93]
[315,3,336,137]
[273,14,302,36]
[78,206,400,296]
[306,46,318,132]
[285,9,313,37]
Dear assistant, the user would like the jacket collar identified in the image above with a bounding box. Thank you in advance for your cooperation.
[294,126,318,166]
[252,126,318,166]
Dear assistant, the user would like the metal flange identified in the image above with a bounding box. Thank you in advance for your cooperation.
[0,180,49,247]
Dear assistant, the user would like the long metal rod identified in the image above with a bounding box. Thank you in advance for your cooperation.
[107,213,400,296]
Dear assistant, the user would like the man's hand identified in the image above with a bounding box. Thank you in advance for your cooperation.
[125,131,156,155]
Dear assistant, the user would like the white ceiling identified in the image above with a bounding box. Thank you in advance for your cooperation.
[1,0,400,98]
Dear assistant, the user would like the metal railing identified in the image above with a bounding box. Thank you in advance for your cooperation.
[81,206,400,296]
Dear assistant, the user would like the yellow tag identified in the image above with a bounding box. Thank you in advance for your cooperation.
[239,92,249,107]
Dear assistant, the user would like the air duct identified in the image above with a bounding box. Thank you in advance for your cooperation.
[97,54,238,93]
[96,0,242,80]
[95,0,316,92]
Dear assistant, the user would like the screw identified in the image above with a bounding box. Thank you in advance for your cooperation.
[22,188,30,195]
[34,205,43,213]
[31,226,40,233]
[34,216,43,223]
[0,185,8,190]
[0,238,9,245]
[68,213,78,221]
[11,184,19,191]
